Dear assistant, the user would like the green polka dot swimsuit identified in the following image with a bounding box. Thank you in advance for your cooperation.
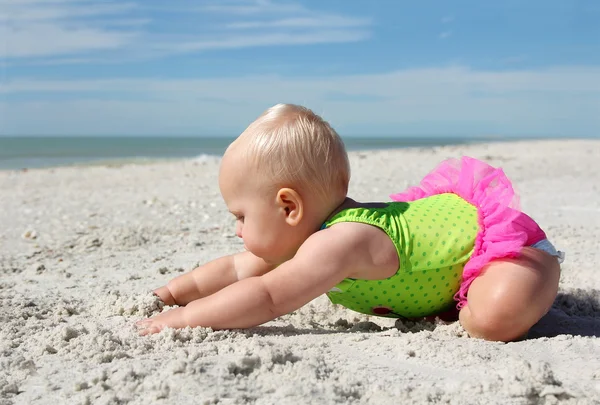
[323,193,479,318]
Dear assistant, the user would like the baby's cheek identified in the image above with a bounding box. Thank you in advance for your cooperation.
[245,231,272,257]
[240,228,257,250]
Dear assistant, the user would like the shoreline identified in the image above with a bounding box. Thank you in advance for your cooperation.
[0,155,218,172]
[1,136,594,172]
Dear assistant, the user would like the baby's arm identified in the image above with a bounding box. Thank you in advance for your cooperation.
[137,226,363,334]
[154,251,275,306]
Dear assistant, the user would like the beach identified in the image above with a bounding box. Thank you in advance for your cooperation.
[1,139,599,404]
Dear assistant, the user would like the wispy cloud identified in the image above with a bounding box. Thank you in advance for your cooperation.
[0,0,140,59]
[226,16,371,29]
[1,0,373,64]
[165,1,372,56]
[198,0,304,15]
[0,2,137,22]
[438,13,454,39]
[2,66,599,136]
[166,31,370,53]
[2,25,139,58]
[104,18,153,28]
[6,66,599,95]
[501,55,528,64]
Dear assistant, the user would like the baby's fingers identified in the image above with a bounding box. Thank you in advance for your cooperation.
[135,319,161,336]
[138,325,161,336]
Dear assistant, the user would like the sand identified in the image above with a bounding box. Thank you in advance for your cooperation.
[1,139,599,405]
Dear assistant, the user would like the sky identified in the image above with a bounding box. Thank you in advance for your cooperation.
[0,0,599,137]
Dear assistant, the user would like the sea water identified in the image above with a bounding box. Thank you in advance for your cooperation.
[0,135,493,171]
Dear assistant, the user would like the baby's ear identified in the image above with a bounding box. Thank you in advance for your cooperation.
[276,188,303,225]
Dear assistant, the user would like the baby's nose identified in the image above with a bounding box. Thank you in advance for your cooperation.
[235,224,243,239]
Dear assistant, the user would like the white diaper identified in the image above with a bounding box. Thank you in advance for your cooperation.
[531,239,566,264]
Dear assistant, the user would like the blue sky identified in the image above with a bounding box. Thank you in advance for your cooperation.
[1,0,599,137]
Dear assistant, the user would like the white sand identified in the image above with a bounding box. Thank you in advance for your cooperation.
[1,139,599,405]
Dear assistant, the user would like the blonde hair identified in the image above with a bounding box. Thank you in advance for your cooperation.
[230,104,350,204]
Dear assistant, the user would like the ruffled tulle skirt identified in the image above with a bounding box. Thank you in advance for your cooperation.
[390,156,547,309]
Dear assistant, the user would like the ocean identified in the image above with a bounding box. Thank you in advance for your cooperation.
[0,136,495,171]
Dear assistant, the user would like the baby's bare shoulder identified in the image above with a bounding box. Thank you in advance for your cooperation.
[302,222,398,278]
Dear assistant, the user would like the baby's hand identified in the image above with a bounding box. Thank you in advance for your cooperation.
[135,307,186,336]
[153,286,176,306]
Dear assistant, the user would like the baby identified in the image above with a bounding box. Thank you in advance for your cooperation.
[136,104,564,342]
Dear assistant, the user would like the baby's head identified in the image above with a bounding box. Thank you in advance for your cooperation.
[219,103,350,263]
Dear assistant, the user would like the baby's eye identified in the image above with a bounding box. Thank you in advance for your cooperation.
[236,215,245,223]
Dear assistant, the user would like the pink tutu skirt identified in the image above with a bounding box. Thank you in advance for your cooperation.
[390,156,547,309]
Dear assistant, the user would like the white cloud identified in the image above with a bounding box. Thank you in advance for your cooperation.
[5,66,600,95]
[0,0,90,4]
[0,2,136,22]
[197,0,305,15]
[226,16,370,29]
[165,30,370,53]
[439,14,454,40]
[2,66,599,136]
[2,24,138,58]
[1,0,373,63]
[0,0,141,59]
[165,1,371,56]
[102,18,152,28]
[501,55,528,64]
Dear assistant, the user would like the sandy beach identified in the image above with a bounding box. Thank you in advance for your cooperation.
[1,139,599,405]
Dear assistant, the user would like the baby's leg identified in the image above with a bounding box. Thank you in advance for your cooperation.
[459,247,560,342]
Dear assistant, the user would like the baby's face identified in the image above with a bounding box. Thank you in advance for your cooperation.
[219,155,306,264]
